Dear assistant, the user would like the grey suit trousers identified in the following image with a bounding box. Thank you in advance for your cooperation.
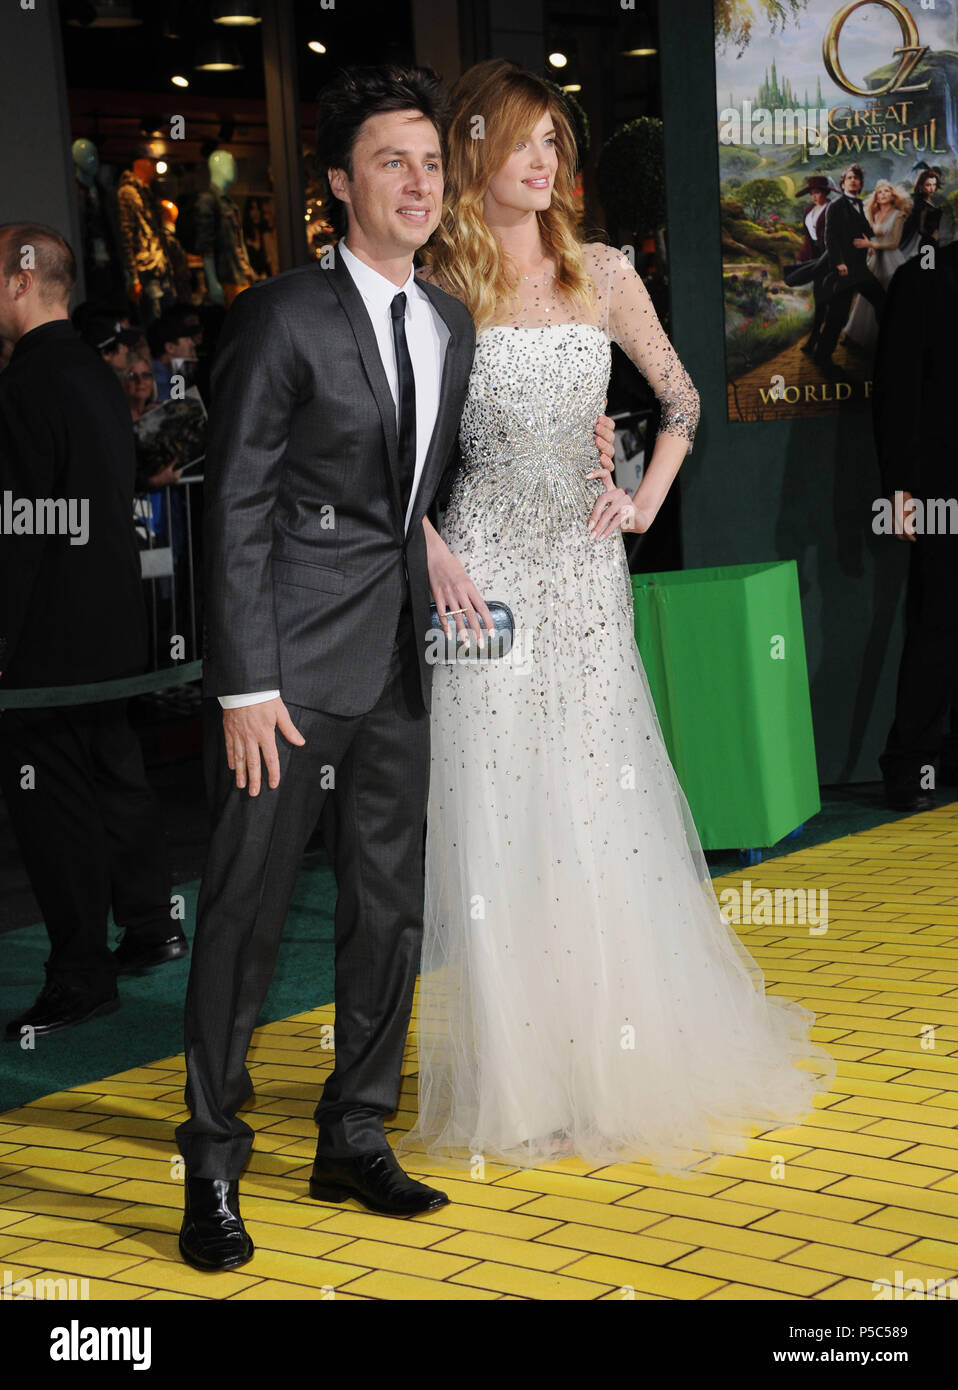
[175,605,429,1177]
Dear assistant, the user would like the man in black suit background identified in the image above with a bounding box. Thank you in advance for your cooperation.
[815,163,886,372]
[0,222,182,1040]
[872,235,958,810]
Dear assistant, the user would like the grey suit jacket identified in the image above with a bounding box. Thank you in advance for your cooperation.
[201,253,476,716]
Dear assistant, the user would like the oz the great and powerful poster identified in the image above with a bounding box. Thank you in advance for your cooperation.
[715,0,958,422]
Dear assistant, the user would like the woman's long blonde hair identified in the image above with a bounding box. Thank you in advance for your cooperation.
[865,179,912,221]
[424,59,594,330]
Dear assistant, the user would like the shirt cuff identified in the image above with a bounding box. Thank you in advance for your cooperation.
[218,690,280,709]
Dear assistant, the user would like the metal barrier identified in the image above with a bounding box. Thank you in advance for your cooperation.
[134,473,204,669]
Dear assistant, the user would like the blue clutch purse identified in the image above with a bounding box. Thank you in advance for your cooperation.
[428,600,515,660]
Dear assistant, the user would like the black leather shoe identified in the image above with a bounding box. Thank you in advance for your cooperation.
[113,931,188,973]
[179,1177,253,1271]
[3,980,119,1041]
[309,1147,449,1217]
[885,785,936,813]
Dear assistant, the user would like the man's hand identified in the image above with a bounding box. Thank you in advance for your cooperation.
[892,489,918,543]
[223,697,305,795]
[148,460,183,487]
[591,411,615,474]
[587,410,616,491]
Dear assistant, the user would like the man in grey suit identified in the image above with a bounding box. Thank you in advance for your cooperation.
[175,66,487,1271]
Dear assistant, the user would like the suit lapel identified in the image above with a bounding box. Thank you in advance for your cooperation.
[410,275,468,528]
[323,255,470,534]
[324,255,404,525]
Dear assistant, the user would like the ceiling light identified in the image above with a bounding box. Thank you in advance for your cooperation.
[212,1,260,22]
[156,161,168,174]
[561,83,582,93]
[172,75,189,88]
[308,40,327,54]
[623,48,657,56]
[195,37,244,71]
[548,52,568,68]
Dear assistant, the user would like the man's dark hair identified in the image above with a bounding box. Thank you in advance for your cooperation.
[147,310,193,359]
[314,65,448,239]
[840,163,865,188]
[0,222,76,303]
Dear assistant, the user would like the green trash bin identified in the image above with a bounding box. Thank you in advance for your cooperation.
[631,559,820,853]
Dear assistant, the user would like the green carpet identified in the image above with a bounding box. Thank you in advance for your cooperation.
[0,850,336,1115]
[2,783,953,1114]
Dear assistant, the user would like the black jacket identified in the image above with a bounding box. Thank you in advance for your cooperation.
[201,255,475,717]
[0,321,148,689]
[872,241,958,498]
[797,200,828,264]
[785,201,830,288]
[823,194,874,286]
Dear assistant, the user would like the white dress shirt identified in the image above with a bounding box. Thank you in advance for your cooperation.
[220,239,447,710]
[804,201,827,240]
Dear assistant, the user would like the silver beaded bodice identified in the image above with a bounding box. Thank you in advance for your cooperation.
[452,323,611,541]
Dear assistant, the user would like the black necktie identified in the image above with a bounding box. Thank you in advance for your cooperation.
[389,292,417,520]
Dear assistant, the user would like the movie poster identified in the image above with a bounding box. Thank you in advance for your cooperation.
[714,0,958,422]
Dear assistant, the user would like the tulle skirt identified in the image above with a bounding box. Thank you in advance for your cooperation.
[398,506,836,1177]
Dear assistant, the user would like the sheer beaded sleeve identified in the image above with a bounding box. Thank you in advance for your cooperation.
[587,242,700,452]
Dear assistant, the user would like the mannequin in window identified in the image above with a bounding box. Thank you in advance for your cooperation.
[160,200,193,302]
[116,154,175,324]
[73,138,126,303]
[195,151,256,308]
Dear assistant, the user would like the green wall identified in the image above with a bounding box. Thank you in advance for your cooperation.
[656,0,909,785]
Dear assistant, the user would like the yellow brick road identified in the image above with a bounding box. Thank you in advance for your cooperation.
[2,806,958,1300]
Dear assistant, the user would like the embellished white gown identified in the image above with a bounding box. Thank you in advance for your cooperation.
[843,206,907,353]
[400,244,836,1176]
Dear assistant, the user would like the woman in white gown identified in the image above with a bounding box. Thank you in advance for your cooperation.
[842,180,911,353]
[399,59,836,1177]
